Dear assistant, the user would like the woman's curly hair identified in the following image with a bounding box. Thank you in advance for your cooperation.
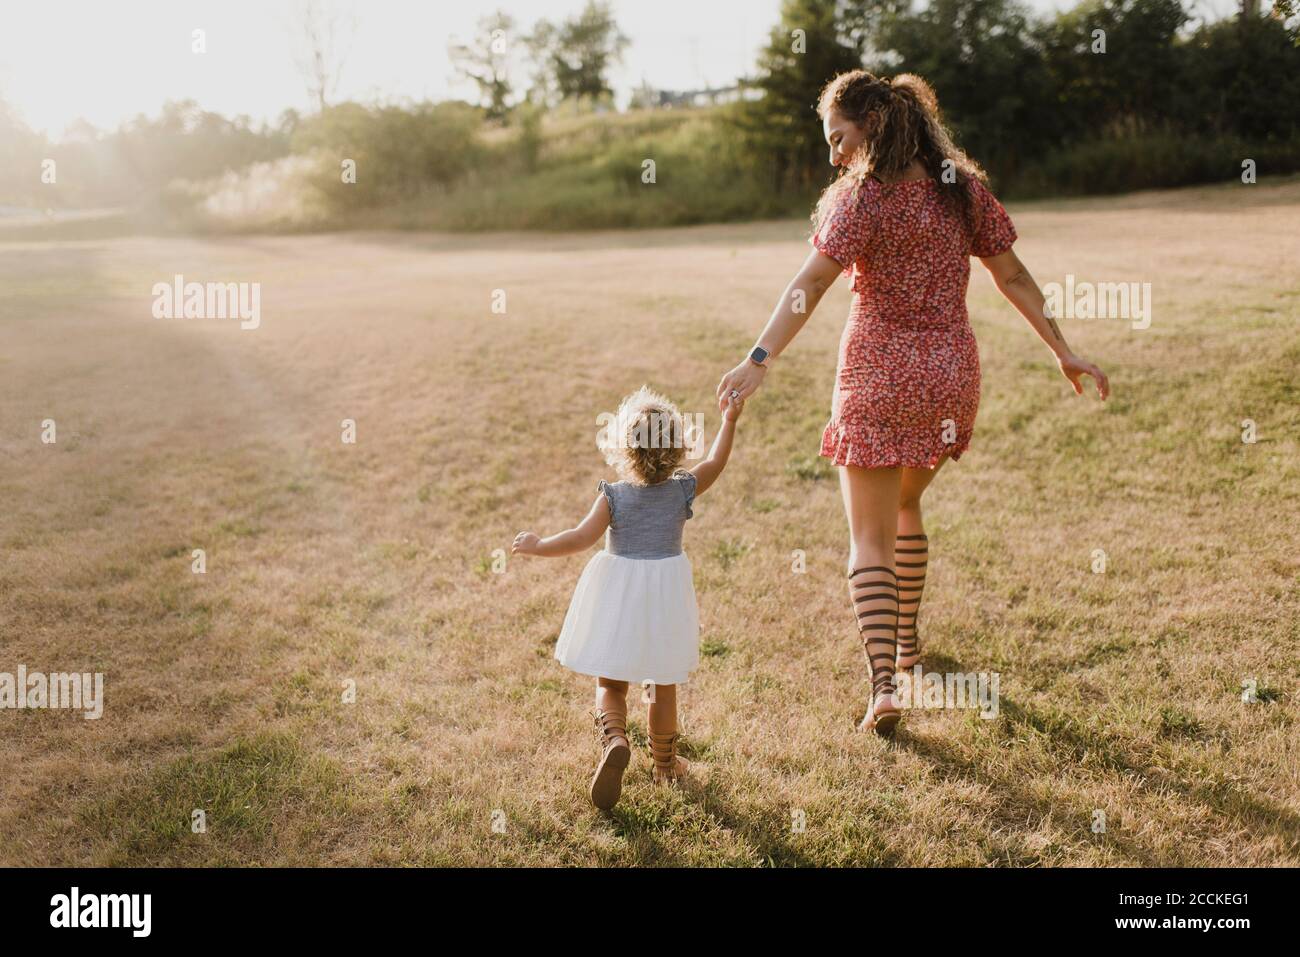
[813,70,987,236]
[598,385,693,486]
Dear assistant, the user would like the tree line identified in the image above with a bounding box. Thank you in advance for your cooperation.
[3,0,1297,227]
[448,0,1300,193]
[740,0,1300,191]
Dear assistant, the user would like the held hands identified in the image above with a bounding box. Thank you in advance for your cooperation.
[511,531,541,556]
[723,392,745,422]
[715,359,766,414]
[1057,352,1111,400]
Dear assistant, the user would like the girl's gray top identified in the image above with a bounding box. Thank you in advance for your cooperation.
[598,471,697,559]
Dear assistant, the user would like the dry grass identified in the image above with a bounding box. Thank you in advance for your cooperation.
[1,178,1298,866]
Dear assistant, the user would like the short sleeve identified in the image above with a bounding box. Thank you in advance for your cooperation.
[968,179,1017,257]
[674,471,697,519]
[597,480,616,523]
[809,180,874,274]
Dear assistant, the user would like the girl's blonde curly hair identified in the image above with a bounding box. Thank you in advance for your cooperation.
[598,385,693,486]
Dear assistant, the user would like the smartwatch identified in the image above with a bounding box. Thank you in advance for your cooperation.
[749,346,770,367]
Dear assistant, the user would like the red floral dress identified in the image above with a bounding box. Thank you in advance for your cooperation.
[810,176,1017,469]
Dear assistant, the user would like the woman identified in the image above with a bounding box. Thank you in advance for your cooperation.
[716,70,1109,736]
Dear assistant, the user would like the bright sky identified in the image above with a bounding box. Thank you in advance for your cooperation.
[2,0,1241,139]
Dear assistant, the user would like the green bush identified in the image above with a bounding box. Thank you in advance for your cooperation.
[1011,132,1300,198]
[292,101,484,213]
[339,106,811,232]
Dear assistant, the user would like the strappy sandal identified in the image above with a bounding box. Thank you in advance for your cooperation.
[895,632,922,671]
[590,709,631,810]
[857,690,901,737]
[895,534,928,670]
[649,730,690,785]
[849,565,903,737]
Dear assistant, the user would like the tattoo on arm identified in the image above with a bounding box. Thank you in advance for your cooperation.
[1044,309,1064,343]
[1007,267,1066,346]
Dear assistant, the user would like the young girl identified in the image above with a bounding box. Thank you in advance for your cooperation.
[511,385,742,810]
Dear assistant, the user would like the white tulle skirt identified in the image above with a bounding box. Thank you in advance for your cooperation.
[554,550,700,686]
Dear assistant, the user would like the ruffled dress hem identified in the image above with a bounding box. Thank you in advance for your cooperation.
[818,421,972,470]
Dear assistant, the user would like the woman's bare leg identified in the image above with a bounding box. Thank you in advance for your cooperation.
[839,465,903,725]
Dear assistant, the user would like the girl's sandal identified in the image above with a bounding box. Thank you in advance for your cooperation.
[590,709,631,810]
[857,691,902,737]
[649,730,690,785]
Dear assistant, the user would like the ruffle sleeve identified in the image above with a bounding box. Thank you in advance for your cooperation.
[809,178,877,274]
[597,479,616,523]
[674,471,697,519]
[968,179,1017,258]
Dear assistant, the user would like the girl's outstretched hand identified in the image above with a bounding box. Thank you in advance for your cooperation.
[1057,352,1110,400]
[511,531,540,556]
[715,359,766,412]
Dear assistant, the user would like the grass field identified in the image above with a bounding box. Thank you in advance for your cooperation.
[1,178,1298,867]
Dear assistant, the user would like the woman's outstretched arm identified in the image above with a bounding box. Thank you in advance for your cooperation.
[715,249,846,412]
[979,249,1111,400]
